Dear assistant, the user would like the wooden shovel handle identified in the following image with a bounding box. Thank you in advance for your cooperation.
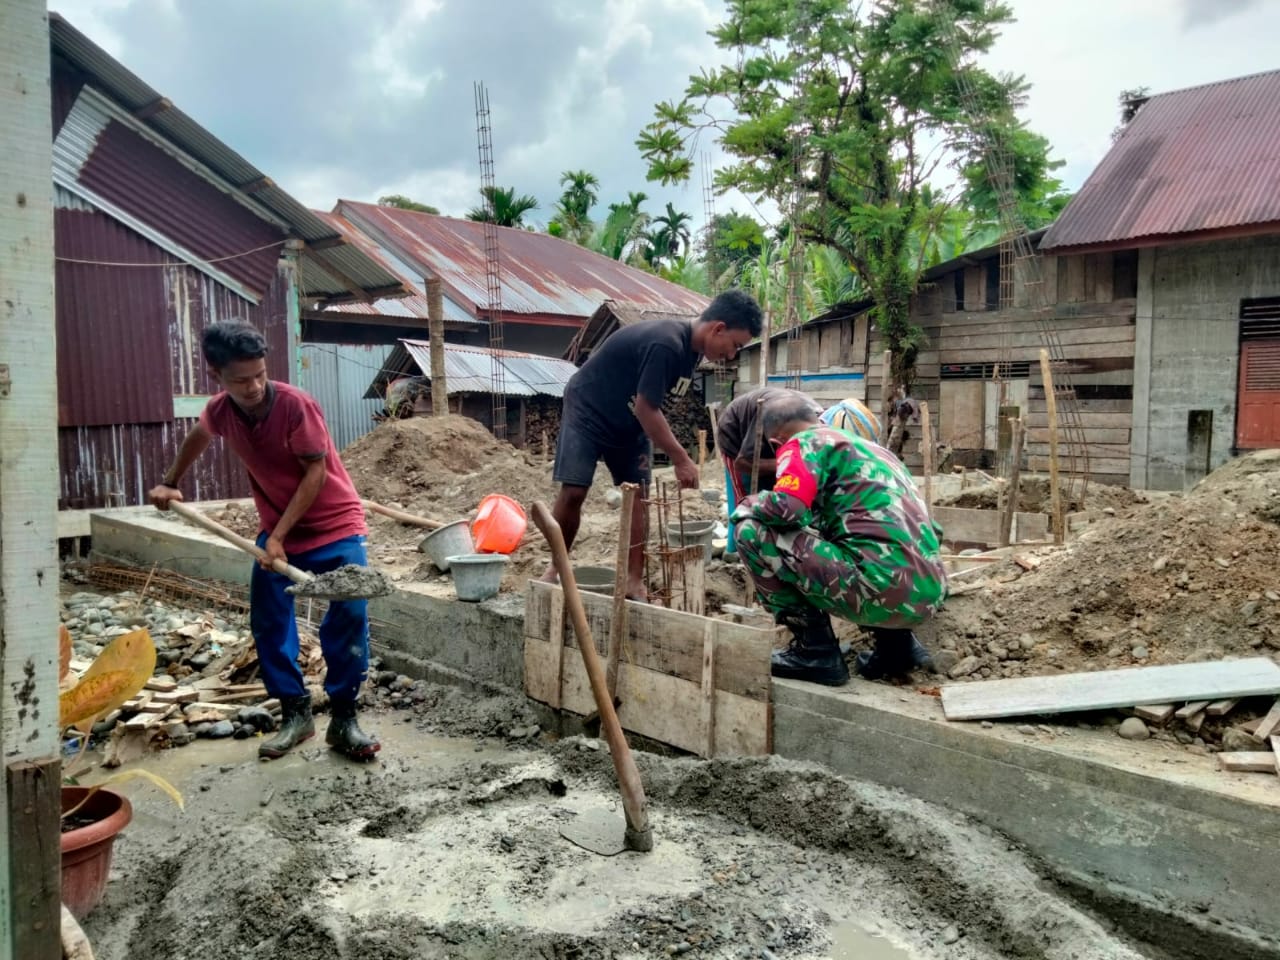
[361,499,443,530]
[167,501,312,586]
[531,501,652,850]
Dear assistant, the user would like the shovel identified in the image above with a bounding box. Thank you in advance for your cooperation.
[361,499,444,530]
[530,501,653,855]
[167,502,392,600]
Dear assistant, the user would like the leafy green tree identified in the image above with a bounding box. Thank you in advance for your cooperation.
[1111,85,1150,141]
[704,211,766,282]
[637,0,1036,390]
[648,202,694,265]
[466,186,539,228]
[960,127,1070,231]
[377,194,440,214]
[591,192,653,263]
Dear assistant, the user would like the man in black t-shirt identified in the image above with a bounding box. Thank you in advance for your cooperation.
[549,290,764,600]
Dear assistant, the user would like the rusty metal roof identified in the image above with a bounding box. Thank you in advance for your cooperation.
[49,14,407,303]
[335,199,711,321]
[1041,69,1280,252]
[365,341,578,400]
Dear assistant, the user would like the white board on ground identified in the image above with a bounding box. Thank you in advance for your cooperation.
[941,657,1280,722]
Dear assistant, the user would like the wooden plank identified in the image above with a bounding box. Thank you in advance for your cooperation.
[1062,254,1087,302]
[933,506,1049,545]
[700,621,717,759]
[1206,698,1240,717]
[1133,704,1175,725]
[940,343,1136,364]
[1094,252,1114,302]
[1185,710,1206,734]
[1175,701,1210,720]
[1272,736,1280,776]
[938,326,1135,353]
[1028,428,1131,445]
[7,759,61,960]
[144,675,178,692]
[933,314,1134,341]
[963,265,983,311]
[1252,699,1280,743]
[941,657,1280,722]
[939,380,985,449]
[549,587,567,709]
[1217,752,1278,774]
[524,582,773,701]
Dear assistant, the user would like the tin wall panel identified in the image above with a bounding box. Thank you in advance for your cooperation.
[79,119,284,294]
[298,343,394,451]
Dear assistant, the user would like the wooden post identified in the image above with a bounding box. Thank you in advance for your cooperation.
[919,400,934,520]
[1039,349,1064,545]
[999,418,1025,547]
[541,429,549,464]
[697,429,707,469]
[880,350,894,446]
[700,621,717,758]
[426,277,448,416]
[759,318,771,386]
[2,3,63,956]
[606,483,639,704]
[748,395,767,497]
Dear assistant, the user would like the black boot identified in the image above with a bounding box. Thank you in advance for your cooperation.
[771,610,850,686]
[326,699,380,760]
[258,695,315,759]
[854,628,935,681]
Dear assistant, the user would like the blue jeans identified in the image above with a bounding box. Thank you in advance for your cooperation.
[250,533,370,702]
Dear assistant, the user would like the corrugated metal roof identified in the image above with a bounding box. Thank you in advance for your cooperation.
[336,199,711,321]
[308,209,480,326]
[1042,69,1280,252]
[365,341,577,399]
[49,14,408,303]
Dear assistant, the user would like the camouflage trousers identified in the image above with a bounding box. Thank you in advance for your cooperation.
[735,519,948,628]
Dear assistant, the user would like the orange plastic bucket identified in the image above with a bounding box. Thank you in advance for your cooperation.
[471,494,527,554]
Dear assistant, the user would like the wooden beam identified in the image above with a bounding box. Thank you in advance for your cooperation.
[1217,752,1279,774]
[1205,698,1240,717]
[998,418,1025,548]
[700,621,717,759]
[132,96,172,120]
[311,282,409,307]
[941,658,1280,722]
[6,759,61,960]
[238,176,275,194]
[1253,699,1280,743]
[307,235,348,251]
[1040,349,1064,544]
[1133,703,1175,725]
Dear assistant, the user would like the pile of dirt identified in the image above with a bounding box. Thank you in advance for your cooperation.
[936,475,1146,515]
[931,450,1280,681]
[214,501,261,539]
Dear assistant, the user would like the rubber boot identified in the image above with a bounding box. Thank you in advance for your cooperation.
[326,699,380,761]
[258,695,315,759]
[771,610,850,686]
[854,628,935,681]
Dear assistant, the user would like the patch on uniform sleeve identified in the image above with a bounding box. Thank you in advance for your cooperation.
[772,438,818,507]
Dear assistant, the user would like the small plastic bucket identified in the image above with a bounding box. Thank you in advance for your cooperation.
[574,565,616,597]
[666,519,717,562]
[472,494,527,554]
[447,553,508,602]
[419,519,473,572]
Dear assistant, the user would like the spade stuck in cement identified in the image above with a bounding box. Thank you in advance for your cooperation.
[167,502,393,601]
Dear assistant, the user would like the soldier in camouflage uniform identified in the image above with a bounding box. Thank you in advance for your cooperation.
[733,394,948,686]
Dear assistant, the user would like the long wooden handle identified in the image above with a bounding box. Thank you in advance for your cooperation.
[361,499,443,530]
[531,501,652,851]
[747,395,766,497]
[168,501,312,586]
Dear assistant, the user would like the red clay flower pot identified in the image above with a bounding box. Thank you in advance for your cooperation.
[60,786,132,920]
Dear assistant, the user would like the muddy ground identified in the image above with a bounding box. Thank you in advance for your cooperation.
[81,680,1162,960]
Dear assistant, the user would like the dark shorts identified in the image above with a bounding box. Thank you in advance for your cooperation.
[553,420,651,488]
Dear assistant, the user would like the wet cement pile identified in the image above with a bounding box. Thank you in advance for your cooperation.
[287,564,394,600]
[84,720,1158,960]
[932,450,1280,682]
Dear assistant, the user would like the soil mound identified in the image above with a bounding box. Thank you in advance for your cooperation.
[932,453,1280,681]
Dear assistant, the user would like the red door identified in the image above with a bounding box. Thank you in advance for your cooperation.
[1237,339,1280,449]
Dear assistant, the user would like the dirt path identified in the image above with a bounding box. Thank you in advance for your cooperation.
[82,691,1157,960]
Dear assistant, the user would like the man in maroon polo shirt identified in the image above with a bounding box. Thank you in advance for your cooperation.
[148,322,379,761]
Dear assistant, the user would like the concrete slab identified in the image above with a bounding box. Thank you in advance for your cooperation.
[90,504,252,585]
[773,677,1280,951]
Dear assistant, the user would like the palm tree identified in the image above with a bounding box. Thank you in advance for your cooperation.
[466,186,539,228]
[551,170,601,245]
[591,191,651,263]
[649,203,694,264]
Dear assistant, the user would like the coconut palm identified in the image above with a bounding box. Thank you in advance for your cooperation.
[551,170,601,245]
[648,203,694,264]
[592,192,652,263]
[466,186,539,228]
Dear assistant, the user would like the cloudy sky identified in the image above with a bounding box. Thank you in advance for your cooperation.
[53,0,1280,233]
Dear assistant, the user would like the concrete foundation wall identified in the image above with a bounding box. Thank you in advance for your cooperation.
[1135,234,1280,490]
[773,679,1280,953]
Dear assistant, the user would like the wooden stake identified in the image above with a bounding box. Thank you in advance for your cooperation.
[700,621,717,759]
[1039,349,1064,545]
[607,483,639,705]
[542,430,549,464]
[880,350,894,446]
[697,429,707,469]
[748,395,767,497]
[919,400,934,520]
[998,418,1025,548]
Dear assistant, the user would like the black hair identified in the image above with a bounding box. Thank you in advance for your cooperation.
[202,322,269,370]
[762,393,819,438]
[700,289,764,337]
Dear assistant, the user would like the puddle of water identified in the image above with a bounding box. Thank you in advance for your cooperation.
[826,919,916,959]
